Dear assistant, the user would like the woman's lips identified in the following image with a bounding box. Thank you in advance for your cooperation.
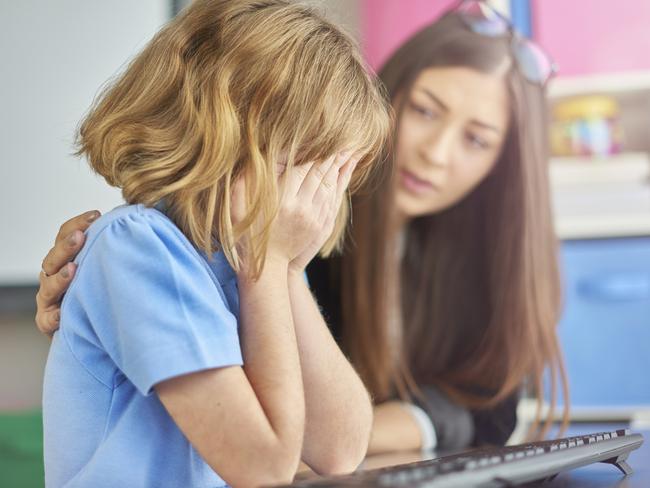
[399,169,436,195]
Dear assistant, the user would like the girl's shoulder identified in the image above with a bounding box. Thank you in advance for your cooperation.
[77,203,195,266]
[84,203,178,243]
[64,203,237,320]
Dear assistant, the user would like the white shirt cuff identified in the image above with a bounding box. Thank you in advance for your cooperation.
[401,402,438,451]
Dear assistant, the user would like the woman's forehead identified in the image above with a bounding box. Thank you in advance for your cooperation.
[410,66,510,133]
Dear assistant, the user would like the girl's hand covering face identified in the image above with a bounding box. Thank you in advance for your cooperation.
[289,152,359,273]
[231,152,359,276]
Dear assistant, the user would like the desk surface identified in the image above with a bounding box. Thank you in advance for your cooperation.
[357,424,648,487]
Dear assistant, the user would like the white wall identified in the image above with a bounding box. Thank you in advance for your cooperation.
[0,1,169,285]
[0,0,361,286]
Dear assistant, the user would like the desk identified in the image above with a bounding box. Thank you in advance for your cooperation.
[354,424,649,487]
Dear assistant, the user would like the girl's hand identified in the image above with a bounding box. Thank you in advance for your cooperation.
[231,153,357,277]
[289,153,358,274]
[35,210,101,335]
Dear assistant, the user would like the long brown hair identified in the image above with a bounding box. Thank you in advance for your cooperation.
[76,0,389,278]
[341,12,568,439]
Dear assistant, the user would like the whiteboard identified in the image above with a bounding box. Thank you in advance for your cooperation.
[0,1,170,285]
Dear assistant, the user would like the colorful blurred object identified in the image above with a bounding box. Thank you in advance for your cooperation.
[551,95,624,157]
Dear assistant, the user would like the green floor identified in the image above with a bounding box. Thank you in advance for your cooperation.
[0,410,44,488]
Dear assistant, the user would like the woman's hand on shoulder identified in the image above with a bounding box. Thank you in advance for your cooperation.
[35,210,100,336]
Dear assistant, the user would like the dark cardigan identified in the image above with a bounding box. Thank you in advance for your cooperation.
[306,256,518,449]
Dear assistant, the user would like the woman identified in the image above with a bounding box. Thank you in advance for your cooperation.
[36,1,568,455]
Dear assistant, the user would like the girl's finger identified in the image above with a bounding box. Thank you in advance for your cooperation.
[317,155,358,231]
[297,154,338,202]
[284,161,315,197]
[312,153,347,210]
[335,156,359,205]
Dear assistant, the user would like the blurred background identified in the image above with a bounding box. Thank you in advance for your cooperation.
[1,1,649,486]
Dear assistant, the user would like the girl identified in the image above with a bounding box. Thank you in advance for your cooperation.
[41,0,389,486]
[37,0,567,457]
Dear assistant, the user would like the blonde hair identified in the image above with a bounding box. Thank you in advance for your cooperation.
[77,0,390,276]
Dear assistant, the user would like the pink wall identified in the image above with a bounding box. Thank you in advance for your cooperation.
[533,0,650,77]
[361,0,456,71]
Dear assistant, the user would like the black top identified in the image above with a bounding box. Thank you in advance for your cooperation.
[306,256,518,449]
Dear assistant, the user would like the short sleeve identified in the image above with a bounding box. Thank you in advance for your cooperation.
[69,209,242,396]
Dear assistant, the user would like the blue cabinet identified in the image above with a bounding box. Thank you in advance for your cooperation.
[558,237,650,407]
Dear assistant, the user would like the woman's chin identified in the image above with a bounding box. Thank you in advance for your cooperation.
[394,189,441,220]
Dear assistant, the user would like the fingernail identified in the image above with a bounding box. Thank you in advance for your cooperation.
[67,232,79,247]
[86,211,100,223]
[61,264,71,279]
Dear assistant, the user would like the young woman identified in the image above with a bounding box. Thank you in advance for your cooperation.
[40,1,389,486]
[37,0,568,457]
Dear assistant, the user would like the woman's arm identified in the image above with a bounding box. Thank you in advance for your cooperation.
[369,385,477,455]
[368,401,424,455]
[157,258,305,488]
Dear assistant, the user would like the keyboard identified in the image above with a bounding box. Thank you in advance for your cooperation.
[281,429,644,487]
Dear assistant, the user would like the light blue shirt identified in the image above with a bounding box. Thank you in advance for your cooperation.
[43,204,243,487]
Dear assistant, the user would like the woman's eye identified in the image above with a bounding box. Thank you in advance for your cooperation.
[466,132,490,150]
[409,102,439,120]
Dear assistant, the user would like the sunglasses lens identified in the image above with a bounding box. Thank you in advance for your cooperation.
[457,1,509,36]
[513,38,554,84]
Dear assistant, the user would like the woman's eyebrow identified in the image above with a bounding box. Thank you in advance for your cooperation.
[416,88,449,112]
[417,87,502,134]
[470,119,502,134]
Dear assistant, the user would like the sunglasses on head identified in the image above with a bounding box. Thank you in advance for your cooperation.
[454,0,557,86]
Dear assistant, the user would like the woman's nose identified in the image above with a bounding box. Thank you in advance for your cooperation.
[420,127,455,168]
